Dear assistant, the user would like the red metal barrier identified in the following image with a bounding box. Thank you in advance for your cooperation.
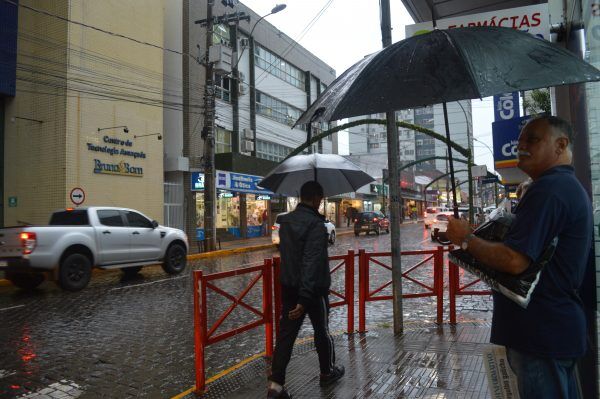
[448,258,492,324]
[193,259,273,394]
[273,251,355,335]
[358,247,445,332]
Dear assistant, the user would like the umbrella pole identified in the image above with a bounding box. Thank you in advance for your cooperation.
[443,102,460,218]
[381,0,403,335]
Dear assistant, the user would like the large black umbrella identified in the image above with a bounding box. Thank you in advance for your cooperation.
[294,26,600,216]
[258,153,374,197]
[295,27,600,125]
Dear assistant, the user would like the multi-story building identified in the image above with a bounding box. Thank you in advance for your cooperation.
[165,1,337,242]
[347,102,473,210]
[1,0,166,227]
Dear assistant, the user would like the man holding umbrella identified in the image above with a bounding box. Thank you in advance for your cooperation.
[447,115,592,398]
[267,181,344,399]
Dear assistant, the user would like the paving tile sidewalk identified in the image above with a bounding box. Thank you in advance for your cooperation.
[187,321,492,399]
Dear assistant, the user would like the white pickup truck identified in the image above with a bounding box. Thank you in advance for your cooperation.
[0,207,188,291]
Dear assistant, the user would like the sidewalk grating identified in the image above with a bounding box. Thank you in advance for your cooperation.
[189,322,493,399]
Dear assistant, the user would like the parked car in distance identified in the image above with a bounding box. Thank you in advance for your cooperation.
[271,212,336,246]
[431,211,454,243]
[424,206,449,229]
[0,207,188,291]
[354,211,390,236]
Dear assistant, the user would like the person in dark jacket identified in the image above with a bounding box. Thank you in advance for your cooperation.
[267,181,344,399]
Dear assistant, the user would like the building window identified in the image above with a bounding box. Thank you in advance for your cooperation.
[369,143,380,149]
[256,139,292,162]
[215,127,232,153]
[415,106,433,115]
[254,45,305,89]
[256,91,304,128]
[320,82,327,94]
[215,75,231,102]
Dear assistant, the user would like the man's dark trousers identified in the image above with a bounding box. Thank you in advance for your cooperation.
[269,288,335,385]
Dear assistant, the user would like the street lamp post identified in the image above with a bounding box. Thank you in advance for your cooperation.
[473,137,500,206]
[233,4,286,157]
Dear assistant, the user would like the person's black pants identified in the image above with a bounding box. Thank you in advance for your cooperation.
[269,289,335,386]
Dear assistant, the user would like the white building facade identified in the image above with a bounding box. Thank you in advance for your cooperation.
[163,0,337,242]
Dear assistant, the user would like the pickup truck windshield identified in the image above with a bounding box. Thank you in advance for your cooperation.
[49,210,90,225]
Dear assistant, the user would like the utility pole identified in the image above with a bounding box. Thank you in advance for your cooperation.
[380,0,403,335]
[201,0,217,251]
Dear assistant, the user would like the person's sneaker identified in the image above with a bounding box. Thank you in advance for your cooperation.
[267,387,291,398]
[319,365,345,386]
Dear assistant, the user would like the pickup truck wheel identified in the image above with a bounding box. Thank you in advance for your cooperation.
[58,253,92,292]
[162,244,187,275]
[121,266,143,277]
[6,271,44,290]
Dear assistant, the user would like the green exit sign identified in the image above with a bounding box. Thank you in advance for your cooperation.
[8,196,17,207]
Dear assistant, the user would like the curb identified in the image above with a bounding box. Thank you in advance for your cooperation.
[0,229,363,287]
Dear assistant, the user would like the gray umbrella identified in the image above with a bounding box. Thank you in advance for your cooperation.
[258,153,374,197]
[295,27,600,125]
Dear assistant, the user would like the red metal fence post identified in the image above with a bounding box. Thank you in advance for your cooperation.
[435,246,444,324]
[273,257,281,339]
[358,249,366,333]
[263,258,273,358]
[345,250,355,333]
[449,260,457,325]
[193,270,206,394]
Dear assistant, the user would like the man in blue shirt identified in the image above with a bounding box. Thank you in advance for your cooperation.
[447,115,592,398]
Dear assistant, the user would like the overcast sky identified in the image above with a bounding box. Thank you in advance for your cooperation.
[241,0,496,173]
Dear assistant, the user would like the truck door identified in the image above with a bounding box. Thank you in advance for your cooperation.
[96,209,131,264]
[124,210,162,262]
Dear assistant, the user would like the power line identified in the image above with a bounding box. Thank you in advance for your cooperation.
[3,0,194,59]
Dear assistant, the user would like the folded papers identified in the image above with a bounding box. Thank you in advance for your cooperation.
[448,213,557,308]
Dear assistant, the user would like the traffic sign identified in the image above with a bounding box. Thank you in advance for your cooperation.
[70,187,86,205]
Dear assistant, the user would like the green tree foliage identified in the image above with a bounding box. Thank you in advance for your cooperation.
[523,89,551,115]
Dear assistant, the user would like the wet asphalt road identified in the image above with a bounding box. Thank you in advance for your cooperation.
[0,223,492,398]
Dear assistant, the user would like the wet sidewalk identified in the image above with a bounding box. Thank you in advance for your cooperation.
[184,321,491,399]
[189,219,424,255]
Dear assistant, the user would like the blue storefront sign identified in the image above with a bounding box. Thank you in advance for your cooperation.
[191,170,273,195]
[0,0,18,96]
[492,115,532,169]
[191,172,205,191]
[493,92,520,122]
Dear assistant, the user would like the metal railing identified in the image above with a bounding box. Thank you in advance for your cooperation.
[357,247,445,332]
[192,248,490,393]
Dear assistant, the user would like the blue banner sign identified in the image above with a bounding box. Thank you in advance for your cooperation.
[191,170,273,195]
[0,0,18,96]
[191,172,205,191]
[492,115,532,169]
[493,92,520,122]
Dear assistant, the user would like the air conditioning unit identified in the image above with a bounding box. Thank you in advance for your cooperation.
[208,44,232,74]
[239,38,250,48]
[242,128,254,139]
[241,139,254,152]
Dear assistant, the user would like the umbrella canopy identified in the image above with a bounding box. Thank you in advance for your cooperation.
[295,26,600,125]
[258,154,375,197]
